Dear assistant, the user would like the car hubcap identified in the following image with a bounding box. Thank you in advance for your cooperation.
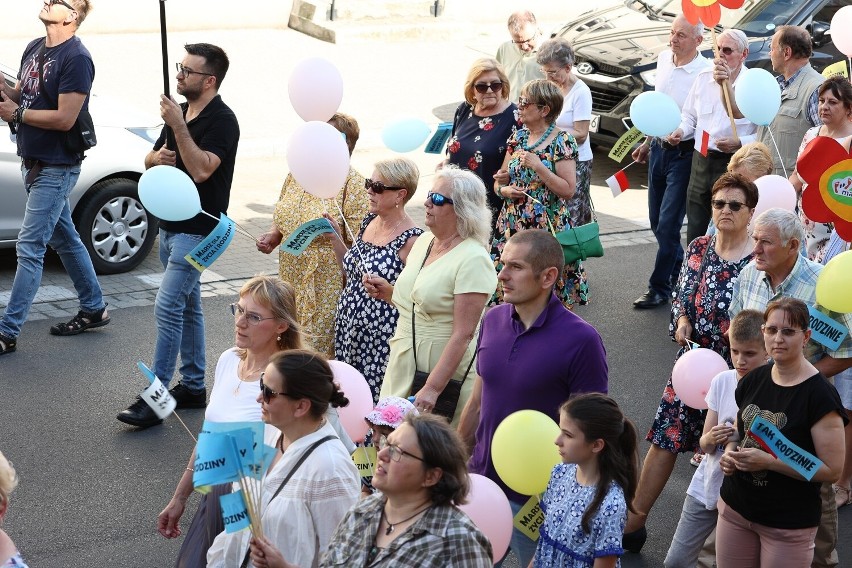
[90,196,149,264]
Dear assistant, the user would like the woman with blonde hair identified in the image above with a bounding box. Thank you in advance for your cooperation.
[0,451,27,568]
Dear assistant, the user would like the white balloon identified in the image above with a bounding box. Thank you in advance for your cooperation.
[753,174,797,219]
[287,121,350,199]
[288,58,344,122]
[831,6,852,58]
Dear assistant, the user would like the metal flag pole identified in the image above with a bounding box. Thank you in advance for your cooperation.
[159,0,175,149]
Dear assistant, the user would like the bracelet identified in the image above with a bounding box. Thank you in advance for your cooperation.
[12,106,24,126]
[185,467,194,472]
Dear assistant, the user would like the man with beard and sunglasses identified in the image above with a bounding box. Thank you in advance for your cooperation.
[117,43,240,428]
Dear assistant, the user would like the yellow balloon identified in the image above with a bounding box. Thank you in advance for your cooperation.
[491,410,562,496]
[816,250,852,313]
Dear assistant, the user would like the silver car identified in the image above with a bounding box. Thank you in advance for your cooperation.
[1,62,161,274]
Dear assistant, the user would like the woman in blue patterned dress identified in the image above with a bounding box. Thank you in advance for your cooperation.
[534,394,638,567]
[623,173,757,551]
[333,158,423,403]
[490,79,586,309]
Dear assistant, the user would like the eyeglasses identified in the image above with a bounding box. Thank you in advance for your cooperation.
[427,191,454,206]
[230,303,277,326]
[50,0,76,10]
[761,325,806,337]
[259,373,293,404]
[473,81,503,94]
[365,178,405,193]
[542,68,563,77]
[517,97,544,110]
[175,63,215,78]
[718,46,736,55]
[711,199,746,212]
[512,34,537,46]
[377,435,426,463]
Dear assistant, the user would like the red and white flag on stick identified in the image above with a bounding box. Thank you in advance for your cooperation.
[699,130,710,157]
[606,169,629,197]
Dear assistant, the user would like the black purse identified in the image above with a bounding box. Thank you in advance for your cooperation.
[408,238,475,421]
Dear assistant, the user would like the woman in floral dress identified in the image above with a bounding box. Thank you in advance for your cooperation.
[490,79,585,308]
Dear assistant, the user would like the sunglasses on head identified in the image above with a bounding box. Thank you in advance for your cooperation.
[718,46,736,55]
[427,191,454,206]
[474,81,503,94]
[259,373,292,404]
[365,178,405,194]
[711,199,746,212]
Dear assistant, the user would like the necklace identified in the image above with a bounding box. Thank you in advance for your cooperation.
[375,216,405,245]
[521,123,555,151]
[234,359,265,396]
[381,504,431,535]
[432,234,460,258]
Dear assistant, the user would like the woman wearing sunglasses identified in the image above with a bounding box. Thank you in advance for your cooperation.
[156,276,302,565]
[492,79,584,309]
[366,168,497,425]
[716,298,845,567]
[208,350,360,568]
[256,113,370,357]
[332,158,423,404]
[440,58,520,232]
[248,413,493,568]
[789,76,852,263]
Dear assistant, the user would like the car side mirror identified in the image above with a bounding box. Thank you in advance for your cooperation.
[810,20,830,48]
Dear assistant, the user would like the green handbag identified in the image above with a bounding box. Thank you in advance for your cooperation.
[555,219,604,266]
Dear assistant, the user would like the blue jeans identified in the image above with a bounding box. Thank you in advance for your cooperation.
[0,163,104,339]
[153,230,205,391]
[647,142,692,296]
[496,499,539,567]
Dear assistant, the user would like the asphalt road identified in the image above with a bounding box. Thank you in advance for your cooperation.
[2,241,851,567]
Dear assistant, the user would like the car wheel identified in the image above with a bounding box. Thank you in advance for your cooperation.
[74,178,158,275]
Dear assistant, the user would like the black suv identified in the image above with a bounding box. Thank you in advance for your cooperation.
[554,0,848,148]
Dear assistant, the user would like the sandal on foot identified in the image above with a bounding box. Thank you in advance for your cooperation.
[690,452,704,467]
[0,333,16,356]
[834,485,852,508]
[50,305,110,336]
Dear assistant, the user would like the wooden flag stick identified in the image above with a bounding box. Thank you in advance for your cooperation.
[711,28,740,145]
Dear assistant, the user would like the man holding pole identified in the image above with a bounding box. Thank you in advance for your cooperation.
[117,43,240,428]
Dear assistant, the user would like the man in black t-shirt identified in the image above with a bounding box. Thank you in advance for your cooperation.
[117,43,240,428]
[0,0,107,357]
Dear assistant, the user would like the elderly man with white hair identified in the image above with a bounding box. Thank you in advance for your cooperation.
[729,207,852,568]
[668,28,757,244]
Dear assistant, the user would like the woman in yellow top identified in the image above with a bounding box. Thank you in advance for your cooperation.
[366,167,497,426]
[256,113,369,356]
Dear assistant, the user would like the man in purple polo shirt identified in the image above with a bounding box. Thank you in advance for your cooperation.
[459,229,608,566]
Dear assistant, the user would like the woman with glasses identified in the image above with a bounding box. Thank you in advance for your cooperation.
[157,276,302,566]
[491,79,584,309]
[440,58,519,232]
[624,172,757,551]
[537,37,595,228]
[248,413,493,568]
[207,350,360,568]
[256,112,369,357]
[716,298,846,567]
[365,168,497,425]
[332,158,423,404]
[788,77,852,263]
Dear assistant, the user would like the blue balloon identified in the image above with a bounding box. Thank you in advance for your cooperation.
[382,117,431,153]
[138,165,202,221]
[630,91,682,137]
[735,68,781,127]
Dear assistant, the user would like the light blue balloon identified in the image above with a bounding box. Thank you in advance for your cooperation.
[382,117,431,153]
[138,165,202,221]
[735,68,781,127]
[630,91,682,137]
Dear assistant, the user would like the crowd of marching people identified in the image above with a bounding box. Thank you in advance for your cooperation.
[3,2,852,567]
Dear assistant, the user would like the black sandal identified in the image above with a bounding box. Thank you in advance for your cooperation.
[0,333,16,356]
[50,305,110,336]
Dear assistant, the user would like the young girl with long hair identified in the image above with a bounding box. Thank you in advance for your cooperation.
[534,394,639,567]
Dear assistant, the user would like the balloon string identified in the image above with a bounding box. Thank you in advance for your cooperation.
[765,128,788,178]
[521,192,557,236]
[199,210,257,241]
[331,200,373,275]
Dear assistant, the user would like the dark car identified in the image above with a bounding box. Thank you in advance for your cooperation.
[554,0,848,148]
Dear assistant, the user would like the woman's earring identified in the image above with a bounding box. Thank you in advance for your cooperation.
[277,334,282,342]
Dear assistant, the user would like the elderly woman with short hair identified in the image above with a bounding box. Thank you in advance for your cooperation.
[537,37,594,226]
[492,79,584,309]
[365,167,497,426]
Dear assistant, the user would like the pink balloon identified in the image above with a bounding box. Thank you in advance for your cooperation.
[288,57,344,122]
[753,175,797,220]
[671,348,729,409]
[328,360,372,443]
[287,121,350,199]
[458,474,513,565]
[832,6,852,58]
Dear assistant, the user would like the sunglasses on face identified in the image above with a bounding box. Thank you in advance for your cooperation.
[259,373,293,404]
[427,191,454,206]
[761,325,806,338]
[474,81,503,94]
[365,178,405,194]
[50,0,75,10]
[711,199,746,212]
[517,97,543,110]
[718,46,736,55]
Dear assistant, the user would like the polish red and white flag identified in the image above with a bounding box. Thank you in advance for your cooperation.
[606,169,629,197]
[699,130,710,157]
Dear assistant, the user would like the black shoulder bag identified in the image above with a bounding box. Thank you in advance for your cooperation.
[37,40,97,156]
[407,238,476,421]
[239,434,336,568]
